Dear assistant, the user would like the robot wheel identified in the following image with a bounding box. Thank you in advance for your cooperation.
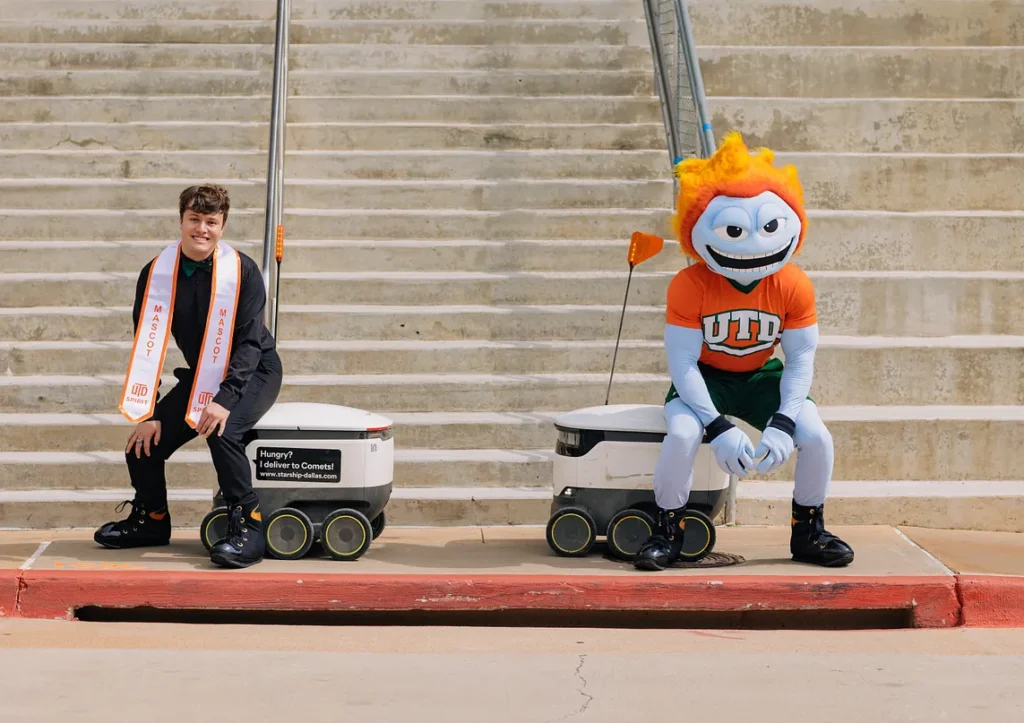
[545,506,597,557]
[321,508,373,561]
[605,508,656,561]
[677,508,716,562]
[370,510,386,540]
[199,506,229,552]
[265,507,315,560]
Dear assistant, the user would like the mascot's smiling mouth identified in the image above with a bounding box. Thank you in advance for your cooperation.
[706,237,794,271]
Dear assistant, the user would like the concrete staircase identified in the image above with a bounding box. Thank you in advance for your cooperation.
[0,0,1021,532]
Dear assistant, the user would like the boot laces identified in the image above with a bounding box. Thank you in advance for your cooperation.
[224,506,250,550]
[112,499,147,532]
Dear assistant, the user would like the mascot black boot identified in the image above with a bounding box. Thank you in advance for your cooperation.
[790,500,854,567]
[94,499,171,549]
[210,499,266,569]
[634,506,686,571]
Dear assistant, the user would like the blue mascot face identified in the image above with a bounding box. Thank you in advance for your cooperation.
[691,191,802,283]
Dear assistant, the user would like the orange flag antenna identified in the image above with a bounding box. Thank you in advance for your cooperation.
[627,231,663,267]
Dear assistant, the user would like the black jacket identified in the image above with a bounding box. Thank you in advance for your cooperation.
[132,249,279,416]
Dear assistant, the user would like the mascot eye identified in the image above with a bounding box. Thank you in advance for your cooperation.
[761,218,786,236]
[713,225,748,242]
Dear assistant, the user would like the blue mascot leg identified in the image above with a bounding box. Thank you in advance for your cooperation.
[653,398,704,509]
[790,399,853,567]
[635,398,704,572]
[792,399,833,507]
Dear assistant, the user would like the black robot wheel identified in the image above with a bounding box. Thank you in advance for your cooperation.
[605,508,656,561]
[264,507,315,560]
[199,506,229,552]
[321,508,373,561]
[545,506,597,557]
[370,510,386,540]
[677,508,716,562]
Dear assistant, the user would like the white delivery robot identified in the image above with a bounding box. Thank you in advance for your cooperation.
[544,233,731,562]
[200,402,394,561]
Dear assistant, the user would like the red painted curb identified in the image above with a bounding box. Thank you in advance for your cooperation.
[957,575,1024,628]
[0,570,21,618]
[16,570,961,627]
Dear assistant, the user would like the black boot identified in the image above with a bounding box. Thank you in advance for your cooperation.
[633,507,686,571]
[790,500,854,567]
[94,499,171,549]
[209,499,265,569]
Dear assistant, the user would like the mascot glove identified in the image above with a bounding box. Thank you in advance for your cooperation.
[754,426,795,475]
[709,426,756,477]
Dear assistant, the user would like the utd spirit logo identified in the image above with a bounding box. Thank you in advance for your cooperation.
[702,310,783,356]
[197,391,214,407]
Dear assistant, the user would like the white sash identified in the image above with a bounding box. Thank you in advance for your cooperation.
[118,242,241,427]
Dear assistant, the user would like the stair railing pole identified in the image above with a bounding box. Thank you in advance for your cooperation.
[262,0,290,338]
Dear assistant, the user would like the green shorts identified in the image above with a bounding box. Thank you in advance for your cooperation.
[664,357,811,432]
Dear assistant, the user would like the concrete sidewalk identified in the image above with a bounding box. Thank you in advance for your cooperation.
[0,524,1020,627]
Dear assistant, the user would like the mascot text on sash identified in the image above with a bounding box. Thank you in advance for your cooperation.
[118,242,241,428]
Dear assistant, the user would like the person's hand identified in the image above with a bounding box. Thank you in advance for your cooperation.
[709,426,756,477]
[754,426,796,474]
[197,401,230,439]
[126,420,161,458]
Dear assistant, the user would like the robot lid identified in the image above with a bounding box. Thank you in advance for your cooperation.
[254,402,393,433]
[554,404,666,435]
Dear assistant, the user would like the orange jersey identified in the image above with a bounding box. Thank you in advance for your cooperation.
[666,263,817,373]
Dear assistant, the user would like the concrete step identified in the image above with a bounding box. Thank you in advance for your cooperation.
[712,98,1024,154]
[0,20,649,46]
[0,122,666,152]
[0,95,662,124]
[1,69,654,97]
[0,449,553,491]
[1,407,1022,485]
[689,0,1024,47]
[0,304,661,343]
[2,154,1019,212]
[0,481,1022,531]
[0,419,1022,490]
[0,150,669,181]
[737,481,1024,533]
[2,337,1022,407]
[0,207,673,241]
[0,178,674,212]
[0,0,646,22]
[0,487,553,529]
[7,208,1022,247]
[2,363,1024,416]
[0,42,653,71]
[700,47,1024,99]
[3,270,1022,337]
[1,205,1020,273]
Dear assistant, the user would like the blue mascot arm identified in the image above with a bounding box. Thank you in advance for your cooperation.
[664,323,721,426]
[777,323,818,422]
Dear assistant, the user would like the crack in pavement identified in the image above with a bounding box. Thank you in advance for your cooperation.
[568,654,594,719]
[545,654,594,722]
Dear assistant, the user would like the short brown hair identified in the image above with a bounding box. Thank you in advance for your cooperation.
[179,185,230,222]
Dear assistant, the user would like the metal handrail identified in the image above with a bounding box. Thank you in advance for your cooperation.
[261,0,291,338]
[642,0,716,171]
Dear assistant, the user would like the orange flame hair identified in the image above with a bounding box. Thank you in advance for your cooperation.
[671,132,808,262]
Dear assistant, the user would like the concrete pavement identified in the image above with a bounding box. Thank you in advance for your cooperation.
[0,524,1019,627]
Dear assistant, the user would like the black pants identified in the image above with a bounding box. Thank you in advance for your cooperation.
[127,353,283,510]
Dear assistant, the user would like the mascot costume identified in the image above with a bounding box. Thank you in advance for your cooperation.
[634,132,854,571]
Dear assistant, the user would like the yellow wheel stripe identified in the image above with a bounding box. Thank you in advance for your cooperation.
[266,514,309,556]
[203,513,227,547]
[323,515,367,557]
[611,515,651,554]
[550,513,592,554]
